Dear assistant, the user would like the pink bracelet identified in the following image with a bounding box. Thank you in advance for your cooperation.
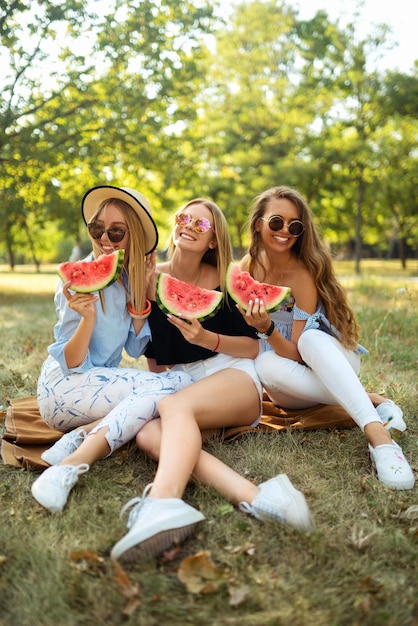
[213,332,220,352]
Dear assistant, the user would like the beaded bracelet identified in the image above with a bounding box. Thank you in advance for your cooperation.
[213,332,221,352]
[127,299,152,320]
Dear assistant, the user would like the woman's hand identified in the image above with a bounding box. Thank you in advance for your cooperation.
[167,314,209,347]
[240,298,272,334]
[63,282,98,319]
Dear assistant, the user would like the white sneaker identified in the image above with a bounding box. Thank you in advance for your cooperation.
[368,442,415,490]
[111,485,205,563]
[239,474,314,533]
[376,401,407,433]
[31,463,90,513]
[41,429,87,465]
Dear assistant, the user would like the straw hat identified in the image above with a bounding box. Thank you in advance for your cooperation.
[81,185,158,255]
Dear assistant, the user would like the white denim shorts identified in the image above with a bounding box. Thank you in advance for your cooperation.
[170,352,262,426]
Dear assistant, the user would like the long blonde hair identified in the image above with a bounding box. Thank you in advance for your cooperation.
[90,198,147,312]
[166,198,232,292]
[247,186,360,349]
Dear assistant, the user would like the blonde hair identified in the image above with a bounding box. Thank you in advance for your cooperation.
[247,186,360,349]
[89,198,147,312]
[167,198,232,292]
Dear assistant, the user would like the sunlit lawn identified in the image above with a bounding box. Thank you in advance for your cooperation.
[0,260,417,626]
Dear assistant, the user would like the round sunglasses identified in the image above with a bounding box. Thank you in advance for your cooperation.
[175,212,213,234]
[87,222,128,243]
[260,215,304,237]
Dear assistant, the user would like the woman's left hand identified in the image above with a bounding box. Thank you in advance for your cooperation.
[240,298,271,333]
[167,314,207,346]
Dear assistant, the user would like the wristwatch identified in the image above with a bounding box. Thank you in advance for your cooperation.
[256,320,275,339]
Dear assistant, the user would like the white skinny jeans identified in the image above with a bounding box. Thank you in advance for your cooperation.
[255,329,381,431]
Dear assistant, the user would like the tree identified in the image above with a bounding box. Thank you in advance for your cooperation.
[294,10,410,270]
[0,0,218,265]
[0,0,99,267]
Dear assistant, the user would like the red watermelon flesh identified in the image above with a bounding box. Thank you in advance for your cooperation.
[156,272,223,321]
[57,249,125,293]
[226,263,290,311]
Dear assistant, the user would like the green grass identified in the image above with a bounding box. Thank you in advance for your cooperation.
[0,261,417,626]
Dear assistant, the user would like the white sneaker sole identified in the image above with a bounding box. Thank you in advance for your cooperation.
[112,522,201,563]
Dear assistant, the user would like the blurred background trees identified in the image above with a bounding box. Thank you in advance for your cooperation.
[1,0,417,269]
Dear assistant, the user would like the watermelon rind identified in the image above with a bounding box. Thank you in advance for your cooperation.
[226,262,291,312]
[156,272,223,321]
[57,249,125,293]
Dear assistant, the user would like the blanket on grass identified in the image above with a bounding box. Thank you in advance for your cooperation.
[1,395,355,471]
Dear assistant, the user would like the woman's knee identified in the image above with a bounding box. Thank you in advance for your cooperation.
[298,329,323,350]
[297,329,326,362]
[255,351,288,387]
[157,388,194,418]
[136,420,161,456]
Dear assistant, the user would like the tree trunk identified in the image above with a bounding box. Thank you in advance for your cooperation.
[399,235,407,269]
[354,174,365,275]
[6,238,15,270]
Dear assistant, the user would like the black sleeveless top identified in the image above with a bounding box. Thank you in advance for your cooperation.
[145,288,257,366]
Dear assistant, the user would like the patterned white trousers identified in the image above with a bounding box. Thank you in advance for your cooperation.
[37,355,193,453]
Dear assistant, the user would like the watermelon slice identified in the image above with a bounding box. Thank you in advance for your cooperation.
[57,249,125,293]
[156,272,223,321]
[226,263,290,312]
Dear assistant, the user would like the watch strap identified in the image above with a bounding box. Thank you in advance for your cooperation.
[256,320,275,339]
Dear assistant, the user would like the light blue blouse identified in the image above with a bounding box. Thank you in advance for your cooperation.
[258,296,368,355]
[47,277,151,375]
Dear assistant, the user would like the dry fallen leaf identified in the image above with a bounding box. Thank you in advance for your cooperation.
[177,550,224,594]
[161,546,182,562]
[400,505,418,520]
[228,583,249,607]
[70,550,104,563]
[112,560,141,616]
[22,340,33,355]
[230,542,256,556]
[349,527,379,551]
[358,576,383,594]
[359,476,369,491]
[70,550,106,576]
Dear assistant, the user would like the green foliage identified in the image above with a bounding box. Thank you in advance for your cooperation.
[0,0,417,268]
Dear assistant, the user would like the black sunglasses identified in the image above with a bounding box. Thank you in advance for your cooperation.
[87,222,128,243]
[260,215,304,237]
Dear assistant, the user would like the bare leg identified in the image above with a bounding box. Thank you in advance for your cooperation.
[60,426,111,466]
[109,385,313,563]
[364,421,393,447]
[146,369,260,499]
[137,419,259,505]
[368,392,393,406]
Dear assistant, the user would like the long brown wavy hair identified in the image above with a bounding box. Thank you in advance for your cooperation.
[246,186,360,349]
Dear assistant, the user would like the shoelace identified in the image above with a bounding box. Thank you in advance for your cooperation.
[119,483,154,528]
[76,429,88,443]
[56,429,87,451]
[61,463,89,487]
[239,495,285,522]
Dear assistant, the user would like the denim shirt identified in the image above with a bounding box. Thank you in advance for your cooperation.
[47,277,151,375]
[258,297,368,355]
